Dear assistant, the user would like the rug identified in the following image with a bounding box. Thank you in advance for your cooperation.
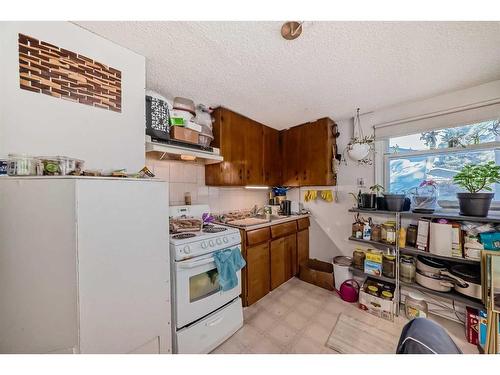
[326,313,402,354]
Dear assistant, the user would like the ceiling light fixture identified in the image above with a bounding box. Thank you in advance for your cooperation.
[281,21,303,40]
[245,186,270,190]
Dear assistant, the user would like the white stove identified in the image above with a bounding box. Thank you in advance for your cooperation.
[169,205,243,354]
[170,224,241,261]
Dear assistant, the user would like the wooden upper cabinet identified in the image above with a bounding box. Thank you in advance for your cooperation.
[280,125,302,187]
[244,118,264,185]
[281,117,337,187]
[206,107,337,187]
[263,126,281,186]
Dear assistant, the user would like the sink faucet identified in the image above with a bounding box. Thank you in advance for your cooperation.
[250,205,265,217]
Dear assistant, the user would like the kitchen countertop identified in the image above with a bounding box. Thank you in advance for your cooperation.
[218,213,310,231]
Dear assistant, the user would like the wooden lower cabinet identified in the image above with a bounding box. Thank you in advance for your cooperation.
[270,233,296,290]
[241,218,310,306]
[297,228,309,270]
[245,242,270,306]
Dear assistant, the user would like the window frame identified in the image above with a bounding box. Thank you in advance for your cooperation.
[377,139,500,197]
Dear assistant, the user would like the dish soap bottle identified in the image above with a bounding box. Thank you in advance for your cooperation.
[363,222,372,241]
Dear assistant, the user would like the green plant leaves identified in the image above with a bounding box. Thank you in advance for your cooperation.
[452,161,500,193]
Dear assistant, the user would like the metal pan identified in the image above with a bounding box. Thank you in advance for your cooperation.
[415,270,454,292]
[448,264,482,300]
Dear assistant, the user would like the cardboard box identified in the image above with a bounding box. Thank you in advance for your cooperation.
[170,126,199,144]
[358,277,395,322]
[364,260,382,276]
[299,259,334,291]
[466,307,479,345]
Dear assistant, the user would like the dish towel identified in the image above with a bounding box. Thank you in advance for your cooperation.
[213,248,246,292]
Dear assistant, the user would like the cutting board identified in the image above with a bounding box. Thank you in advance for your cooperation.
[226,218,269,226]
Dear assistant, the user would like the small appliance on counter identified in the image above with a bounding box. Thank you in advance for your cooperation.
[280,200,292,216]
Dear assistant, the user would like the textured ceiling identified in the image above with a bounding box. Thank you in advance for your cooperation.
[75,21,500,130]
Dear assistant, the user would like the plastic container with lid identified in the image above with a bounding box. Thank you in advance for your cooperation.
[333,256,353,291]
[198,123,214,147]
[406,224,418,248]
[7,154,39,176]
[39,157,62,176]
[173,97,196,115]
[405,291,428,320]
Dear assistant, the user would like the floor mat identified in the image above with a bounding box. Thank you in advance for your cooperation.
[326,313,402,354]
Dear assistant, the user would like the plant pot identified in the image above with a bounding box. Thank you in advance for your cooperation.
[376,196,386,210]
[359,193,376,209]
[383,194,406,212]
[347,143,371,161]
[457,192,494,217]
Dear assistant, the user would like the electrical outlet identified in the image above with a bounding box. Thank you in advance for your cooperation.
[357,177,365,187]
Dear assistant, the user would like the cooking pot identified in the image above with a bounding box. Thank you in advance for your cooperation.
[415,270,455,292]
[447,264,482,300]
[416,256,448,274]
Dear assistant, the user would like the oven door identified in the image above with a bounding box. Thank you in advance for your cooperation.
[175,247,242,328]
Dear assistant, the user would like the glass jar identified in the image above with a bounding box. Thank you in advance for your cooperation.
[400,255,416,283]
[352,222,363,239]
[381,290,393,300]
[352,248,366,270]
[382,252,396,278]
[383,222,397,245]
[371,224,382,242]
[406,224,418,248]
[367,285,379,297]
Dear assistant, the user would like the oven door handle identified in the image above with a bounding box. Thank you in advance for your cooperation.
[178,257,215,269]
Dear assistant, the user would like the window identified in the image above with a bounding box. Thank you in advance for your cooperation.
[382,119,500,200]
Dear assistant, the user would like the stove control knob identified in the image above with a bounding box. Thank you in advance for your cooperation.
[216,238,222,245]
[209,240,215,247]
[201,241,207,249]
[223,237,229,243]
[183,245,191,254]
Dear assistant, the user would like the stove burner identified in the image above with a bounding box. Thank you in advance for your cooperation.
[203,226,227,233]
[172,233,196,239]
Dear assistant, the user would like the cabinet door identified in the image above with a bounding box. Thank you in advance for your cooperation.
[205,108,246,186]
[244,118,264,185]
[297,229,309,271]
[246,242,270,306]
[263,126,280,186]
[285,233,297,278]
[270,237,286,290]
[300,118,336,186]
[280,126,302,187]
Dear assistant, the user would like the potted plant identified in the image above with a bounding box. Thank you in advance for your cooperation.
[344,108,375,165]
[453,161,500,217]
[369,184,385,210]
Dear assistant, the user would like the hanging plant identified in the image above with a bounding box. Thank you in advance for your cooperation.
[343,108,375,165]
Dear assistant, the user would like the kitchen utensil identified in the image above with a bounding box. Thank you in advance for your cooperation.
[447,264,482,299]
[415,270,454,292]
[339,279,360,303]
[416,255,448,274]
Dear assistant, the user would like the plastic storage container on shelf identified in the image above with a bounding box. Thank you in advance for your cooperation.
[198,123,214,147]
[7,154,39,176]
[173,97,196,115]
[405,291,428,319]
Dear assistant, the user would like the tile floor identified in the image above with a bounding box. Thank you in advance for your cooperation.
[211,277,478,354]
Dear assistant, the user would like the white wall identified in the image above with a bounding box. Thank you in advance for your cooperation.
[0,22,146,172]
[146,155,268,212]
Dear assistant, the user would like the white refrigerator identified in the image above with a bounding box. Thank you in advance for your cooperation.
[0,177,170,354]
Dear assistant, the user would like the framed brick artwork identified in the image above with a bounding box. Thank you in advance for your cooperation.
[18,33,122,112]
